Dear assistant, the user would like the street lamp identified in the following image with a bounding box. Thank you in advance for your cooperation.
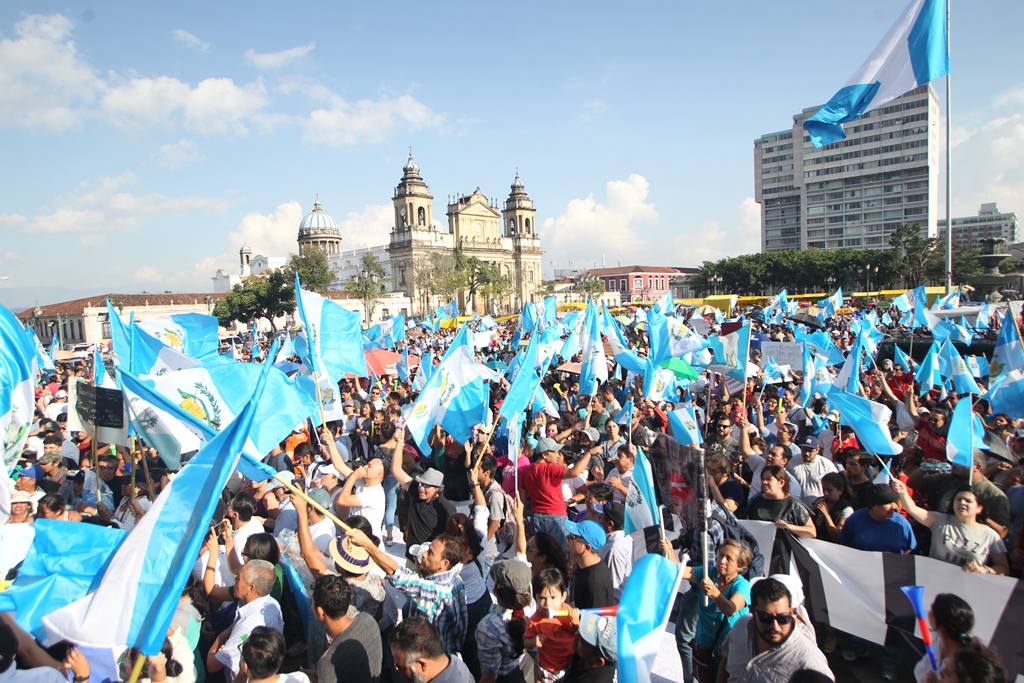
[709,274,723,296]
[861,263,880,297]
[204,295,213,314]
[33,305,43,337]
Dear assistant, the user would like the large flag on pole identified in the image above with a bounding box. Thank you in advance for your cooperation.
[294,273,368,380]
[701,323,750,382]
[990,308,1024,376]
[803,0,949,147]
[667,403,702,447]
[0,304,37,471]
[826,390,903,456]
[579,301,608,395]
[44,344,275,655]
[137,313,221,362]
[617,553,683,683]
[623,448,660,535]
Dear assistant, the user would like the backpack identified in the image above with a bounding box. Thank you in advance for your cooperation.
[710,506,765,579]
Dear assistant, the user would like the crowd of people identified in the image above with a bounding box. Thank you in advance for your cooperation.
[3,294,1022,683]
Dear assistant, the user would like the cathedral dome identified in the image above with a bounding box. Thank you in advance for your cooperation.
[403,153,420,174]
[299,201,339,234]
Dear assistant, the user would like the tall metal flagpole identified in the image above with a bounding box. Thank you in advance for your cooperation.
[944,0,953,295]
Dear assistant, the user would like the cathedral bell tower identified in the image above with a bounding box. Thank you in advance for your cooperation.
[502,171,536,238]
[392,151,433,232]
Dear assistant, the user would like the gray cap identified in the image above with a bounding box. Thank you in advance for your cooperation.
[306,488,332,510]
[579,611,617,662]
[535,437,565,454]
[490,559,532,594]
[581,427,601,443]
[415,468,445,488]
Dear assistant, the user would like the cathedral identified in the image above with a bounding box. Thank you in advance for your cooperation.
[296,152,544,316]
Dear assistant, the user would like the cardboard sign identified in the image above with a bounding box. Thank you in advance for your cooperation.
[67,378,129,446]
[758,341,804,370]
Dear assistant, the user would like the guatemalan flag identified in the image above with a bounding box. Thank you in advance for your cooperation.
[617,554,683,683]
[44,345,275,656]
[0,303,38,473]
[295,273,368,381]
[804,0,949,147]
[137,313,221,362]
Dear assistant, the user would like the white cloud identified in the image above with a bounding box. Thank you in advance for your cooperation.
[134,265,161,282]
[578,98,607,123]
[302,94,445,147]
[0,14,103,130]
[669,197,762,264]
[2,171,234,242]
[337,204,393,249]
[228,201,305,260]
[171,29,209,53]
[102,76,267,135]
[155,138,204,168]
[542,174,659,267]
[244,44,315,70]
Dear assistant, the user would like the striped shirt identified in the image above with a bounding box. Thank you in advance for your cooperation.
[388,565,467,654]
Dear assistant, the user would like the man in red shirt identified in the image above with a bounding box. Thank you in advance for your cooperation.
[520,438,594,552]
[906,393,948,462]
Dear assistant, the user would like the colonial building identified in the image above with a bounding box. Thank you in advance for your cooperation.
[581,265,681,304]
[387,153,544,315]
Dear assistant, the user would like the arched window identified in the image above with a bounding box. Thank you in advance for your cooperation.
[525,218,531,233]
[633,277,641,289]
[418,206,426,226]
[509,219,516,233]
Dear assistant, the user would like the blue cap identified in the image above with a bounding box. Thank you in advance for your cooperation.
[21,465,45,481]
[564,519,607,550]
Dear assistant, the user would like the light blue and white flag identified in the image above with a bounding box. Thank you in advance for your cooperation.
[137,313,221,362]
[0,520,127,640]
[405,325,489,454]
[700,323,750,382]
[48,333,59,359]
[617,554,683,683]
[623,448,660,535]
[931,318,974,346]
[945,397,984,469]
[479,315,497,331]
[892,285,927,313]
[826,390,903,456]
[93,348,116,389]
[0,304,38,470]
[29,329,55,373]
[614,399,635,426]
[763,357,784,383]
[579,302,608,395]
[507,412,523,470]
[499,335,545,421]
[991,308,1024,377]
[601,305,645,375]
[542,296,558,328]
[396,348,411,383]
[799,343,816,407]
[965,355,989,379]
[44,347,274,655]
[655,290,674,316]
[275,332,295,364]
[893,345,914,373]
[931,286,961,311]
[641,357,676,403]
[647,306,704,365]
[833,334,865,395]
[819,288,843,319]
[668,403,702,447]
[915,342,943,394]
[295,274,368,381]
[938,340,981,395]
[803,0,948,147]
[984,369,1024,420]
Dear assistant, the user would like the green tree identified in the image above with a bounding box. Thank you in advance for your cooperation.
[286,247,333,291]
[888,223,936,287]
[415,252,461,312]
[213,270,294,332]
[454,248,504,313]
[344,252,388,323]
[575,273,606,301]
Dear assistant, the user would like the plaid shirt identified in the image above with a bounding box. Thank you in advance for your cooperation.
[476,604,521,676]
[389,565,468,654]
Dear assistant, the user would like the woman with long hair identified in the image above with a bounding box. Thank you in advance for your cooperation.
[811,472,854,542]
[914,593,977,683]
[891,480,1009,575]
[370,420,401,546]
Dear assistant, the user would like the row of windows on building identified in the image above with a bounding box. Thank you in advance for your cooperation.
[603,275,670,292]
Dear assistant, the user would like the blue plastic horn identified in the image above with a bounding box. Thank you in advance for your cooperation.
[901,585,937,671]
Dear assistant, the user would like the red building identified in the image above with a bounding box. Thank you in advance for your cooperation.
[581,265,681,304]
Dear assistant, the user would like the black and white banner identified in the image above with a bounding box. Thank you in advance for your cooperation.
[740,521,1024,678]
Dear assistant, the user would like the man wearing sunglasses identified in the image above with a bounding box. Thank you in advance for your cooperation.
[719,577,832,683]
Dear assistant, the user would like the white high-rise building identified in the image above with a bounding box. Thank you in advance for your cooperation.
[756,84,940,252]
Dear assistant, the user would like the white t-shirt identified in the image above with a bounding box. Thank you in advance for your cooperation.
[562,474,586,502]
[232,519,265,566]
[273,498,298,539]
[352,483,385,534]
[308,516,337,555]
[791,457,838,504]
[44,402,67,421]
[746,453,803,498]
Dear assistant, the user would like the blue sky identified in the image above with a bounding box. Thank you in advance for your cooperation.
[2,1,1023,308]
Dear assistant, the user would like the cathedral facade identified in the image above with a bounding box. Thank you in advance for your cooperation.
[386,153,543,316]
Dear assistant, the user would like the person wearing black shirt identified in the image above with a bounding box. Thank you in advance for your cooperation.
[565,520,614,609]
[390,428,455,560]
